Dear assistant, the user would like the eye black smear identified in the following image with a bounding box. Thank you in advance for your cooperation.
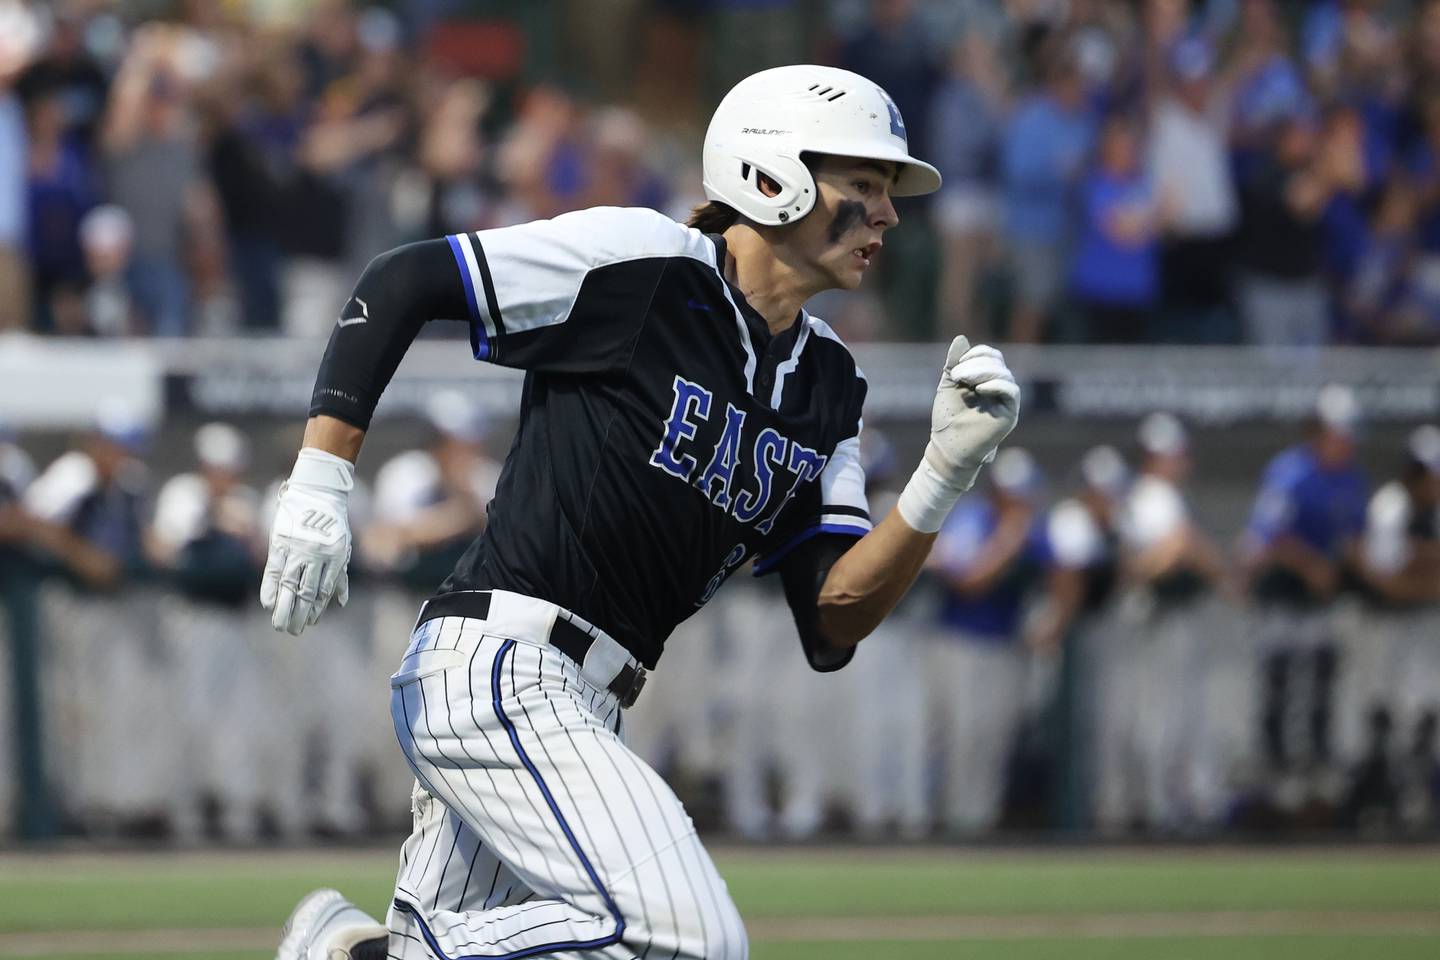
[827,200,867,245]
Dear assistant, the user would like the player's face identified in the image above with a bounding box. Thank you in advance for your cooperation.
[794,156,901,290]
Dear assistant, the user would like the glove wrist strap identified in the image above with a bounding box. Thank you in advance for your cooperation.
[289,447,356,493]
[896,453,970,534]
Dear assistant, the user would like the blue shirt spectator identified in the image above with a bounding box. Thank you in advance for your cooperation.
[26,93,97,307]
[1068,115,1157,339]
[928,61,1001,192]
[930,483,1043,642]
[1248,444,1366,555]
[1070,172,1157,305]
[0,92,25,251]
[1002,91,1094,243]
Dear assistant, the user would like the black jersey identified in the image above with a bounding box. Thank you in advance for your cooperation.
[429,207,870,667]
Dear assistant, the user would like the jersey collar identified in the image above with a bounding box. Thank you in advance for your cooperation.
[706,234,808,350]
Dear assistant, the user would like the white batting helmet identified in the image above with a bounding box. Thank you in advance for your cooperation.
[702,65,942,226]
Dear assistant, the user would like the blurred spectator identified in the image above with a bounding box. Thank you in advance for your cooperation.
[1000,45,1095,342]
[1358,426,1440,751]
[14,4,110,149]
[72,204,136,336]
[148,422,264,841]
[1114,416,1227,831]
[149,422,261,604]
[1345,180,1440,344]
[838,0,945,338]
[580,107,670,213]
[1235,112,1356,346]
[929,29,1006,339]
[21,401,152,589]
[1242,386,1368,804]
[1029,445,1126,660]
[363,390,499,588]
[100,26,211,336]
[11,1,1440,345]
[1067,113,1159,343]
[1026,446,1126,830]
[1229,0,1312,169]
[0,1,37,332]
[201,67,284,332]
[24,87,97,332]
[0,424,34,507]
[1149,36,1239,343]
[925,447,1045,834]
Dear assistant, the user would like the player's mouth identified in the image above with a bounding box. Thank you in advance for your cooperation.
[852,241,882,268]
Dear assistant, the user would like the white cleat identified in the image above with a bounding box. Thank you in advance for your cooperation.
[276,888,389,960]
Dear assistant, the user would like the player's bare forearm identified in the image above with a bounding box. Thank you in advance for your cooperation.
[815,506,936,648]
[302,414,366,463]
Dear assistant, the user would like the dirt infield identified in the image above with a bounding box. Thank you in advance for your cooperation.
[3,910,1438,956]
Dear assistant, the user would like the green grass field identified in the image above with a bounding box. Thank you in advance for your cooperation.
[0,845,1436,959]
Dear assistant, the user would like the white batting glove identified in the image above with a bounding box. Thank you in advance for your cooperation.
[897,336,1021,533]
[260,448,355,636]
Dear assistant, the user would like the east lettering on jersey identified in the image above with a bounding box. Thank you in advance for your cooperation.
[313,207,872,668]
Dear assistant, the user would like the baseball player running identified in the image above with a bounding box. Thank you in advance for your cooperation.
[262,65,1019,960]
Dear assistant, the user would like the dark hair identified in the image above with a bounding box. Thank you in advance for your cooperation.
[686,200,741,234]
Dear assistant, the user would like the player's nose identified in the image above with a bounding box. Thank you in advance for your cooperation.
[873,193,899,231]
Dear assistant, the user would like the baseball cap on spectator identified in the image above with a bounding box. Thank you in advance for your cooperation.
[94,397,153,454]
[1408,424,1440,474]
[992,447,1040,497]
[1138,413,1188,458]
[358,7,402,54]
[1080,444,1128,497]
[0,1,42,78]
[194,422,249,473]
[425,390,489,444]
[1315,383,1361,436]
[80,205,135,257]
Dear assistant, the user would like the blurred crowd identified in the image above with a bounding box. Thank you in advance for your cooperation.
[0,388,1436,842]
[7,0,1440,344]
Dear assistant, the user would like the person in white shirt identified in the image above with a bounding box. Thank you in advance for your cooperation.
[1149,37,1240,343]
[1113,413,1228,831]
[1357,426,1440,752]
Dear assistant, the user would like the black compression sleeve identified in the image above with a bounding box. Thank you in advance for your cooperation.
[309,238,472,431]
[777,533,860,673]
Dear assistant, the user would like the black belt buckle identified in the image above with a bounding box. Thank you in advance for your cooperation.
[615,663,647,709]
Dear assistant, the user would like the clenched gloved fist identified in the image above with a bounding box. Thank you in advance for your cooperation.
[897,336,1021,533]
[260,448,354,636]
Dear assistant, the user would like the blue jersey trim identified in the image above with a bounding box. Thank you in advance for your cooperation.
[753,521,869,576]
[447,233,491,361]
[390,638,625,959]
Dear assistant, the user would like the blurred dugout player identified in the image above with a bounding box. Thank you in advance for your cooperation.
[836,428,931,838]
[1358,426,1440,743]
[1241,386,1367,799]
[0,425,36,837]
[149,423,266,841]
[365,392,500,586]
[724,428,932,840]
[717,568,828,839]
[926,447,1044,834]
[363,393,499,829]
[22,405,163,831]
[1114,415,1228,830]
[1025,446,1127,831]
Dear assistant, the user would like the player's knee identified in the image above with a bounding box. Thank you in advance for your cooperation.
[633,884,746,960]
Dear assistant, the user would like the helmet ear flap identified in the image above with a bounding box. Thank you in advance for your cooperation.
[743,157,814,223]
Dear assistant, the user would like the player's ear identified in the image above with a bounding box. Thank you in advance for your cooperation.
[756,171,783,199]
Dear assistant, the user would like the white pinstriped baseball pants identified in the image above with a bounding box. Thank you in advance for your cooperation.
[387,591,747,960]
